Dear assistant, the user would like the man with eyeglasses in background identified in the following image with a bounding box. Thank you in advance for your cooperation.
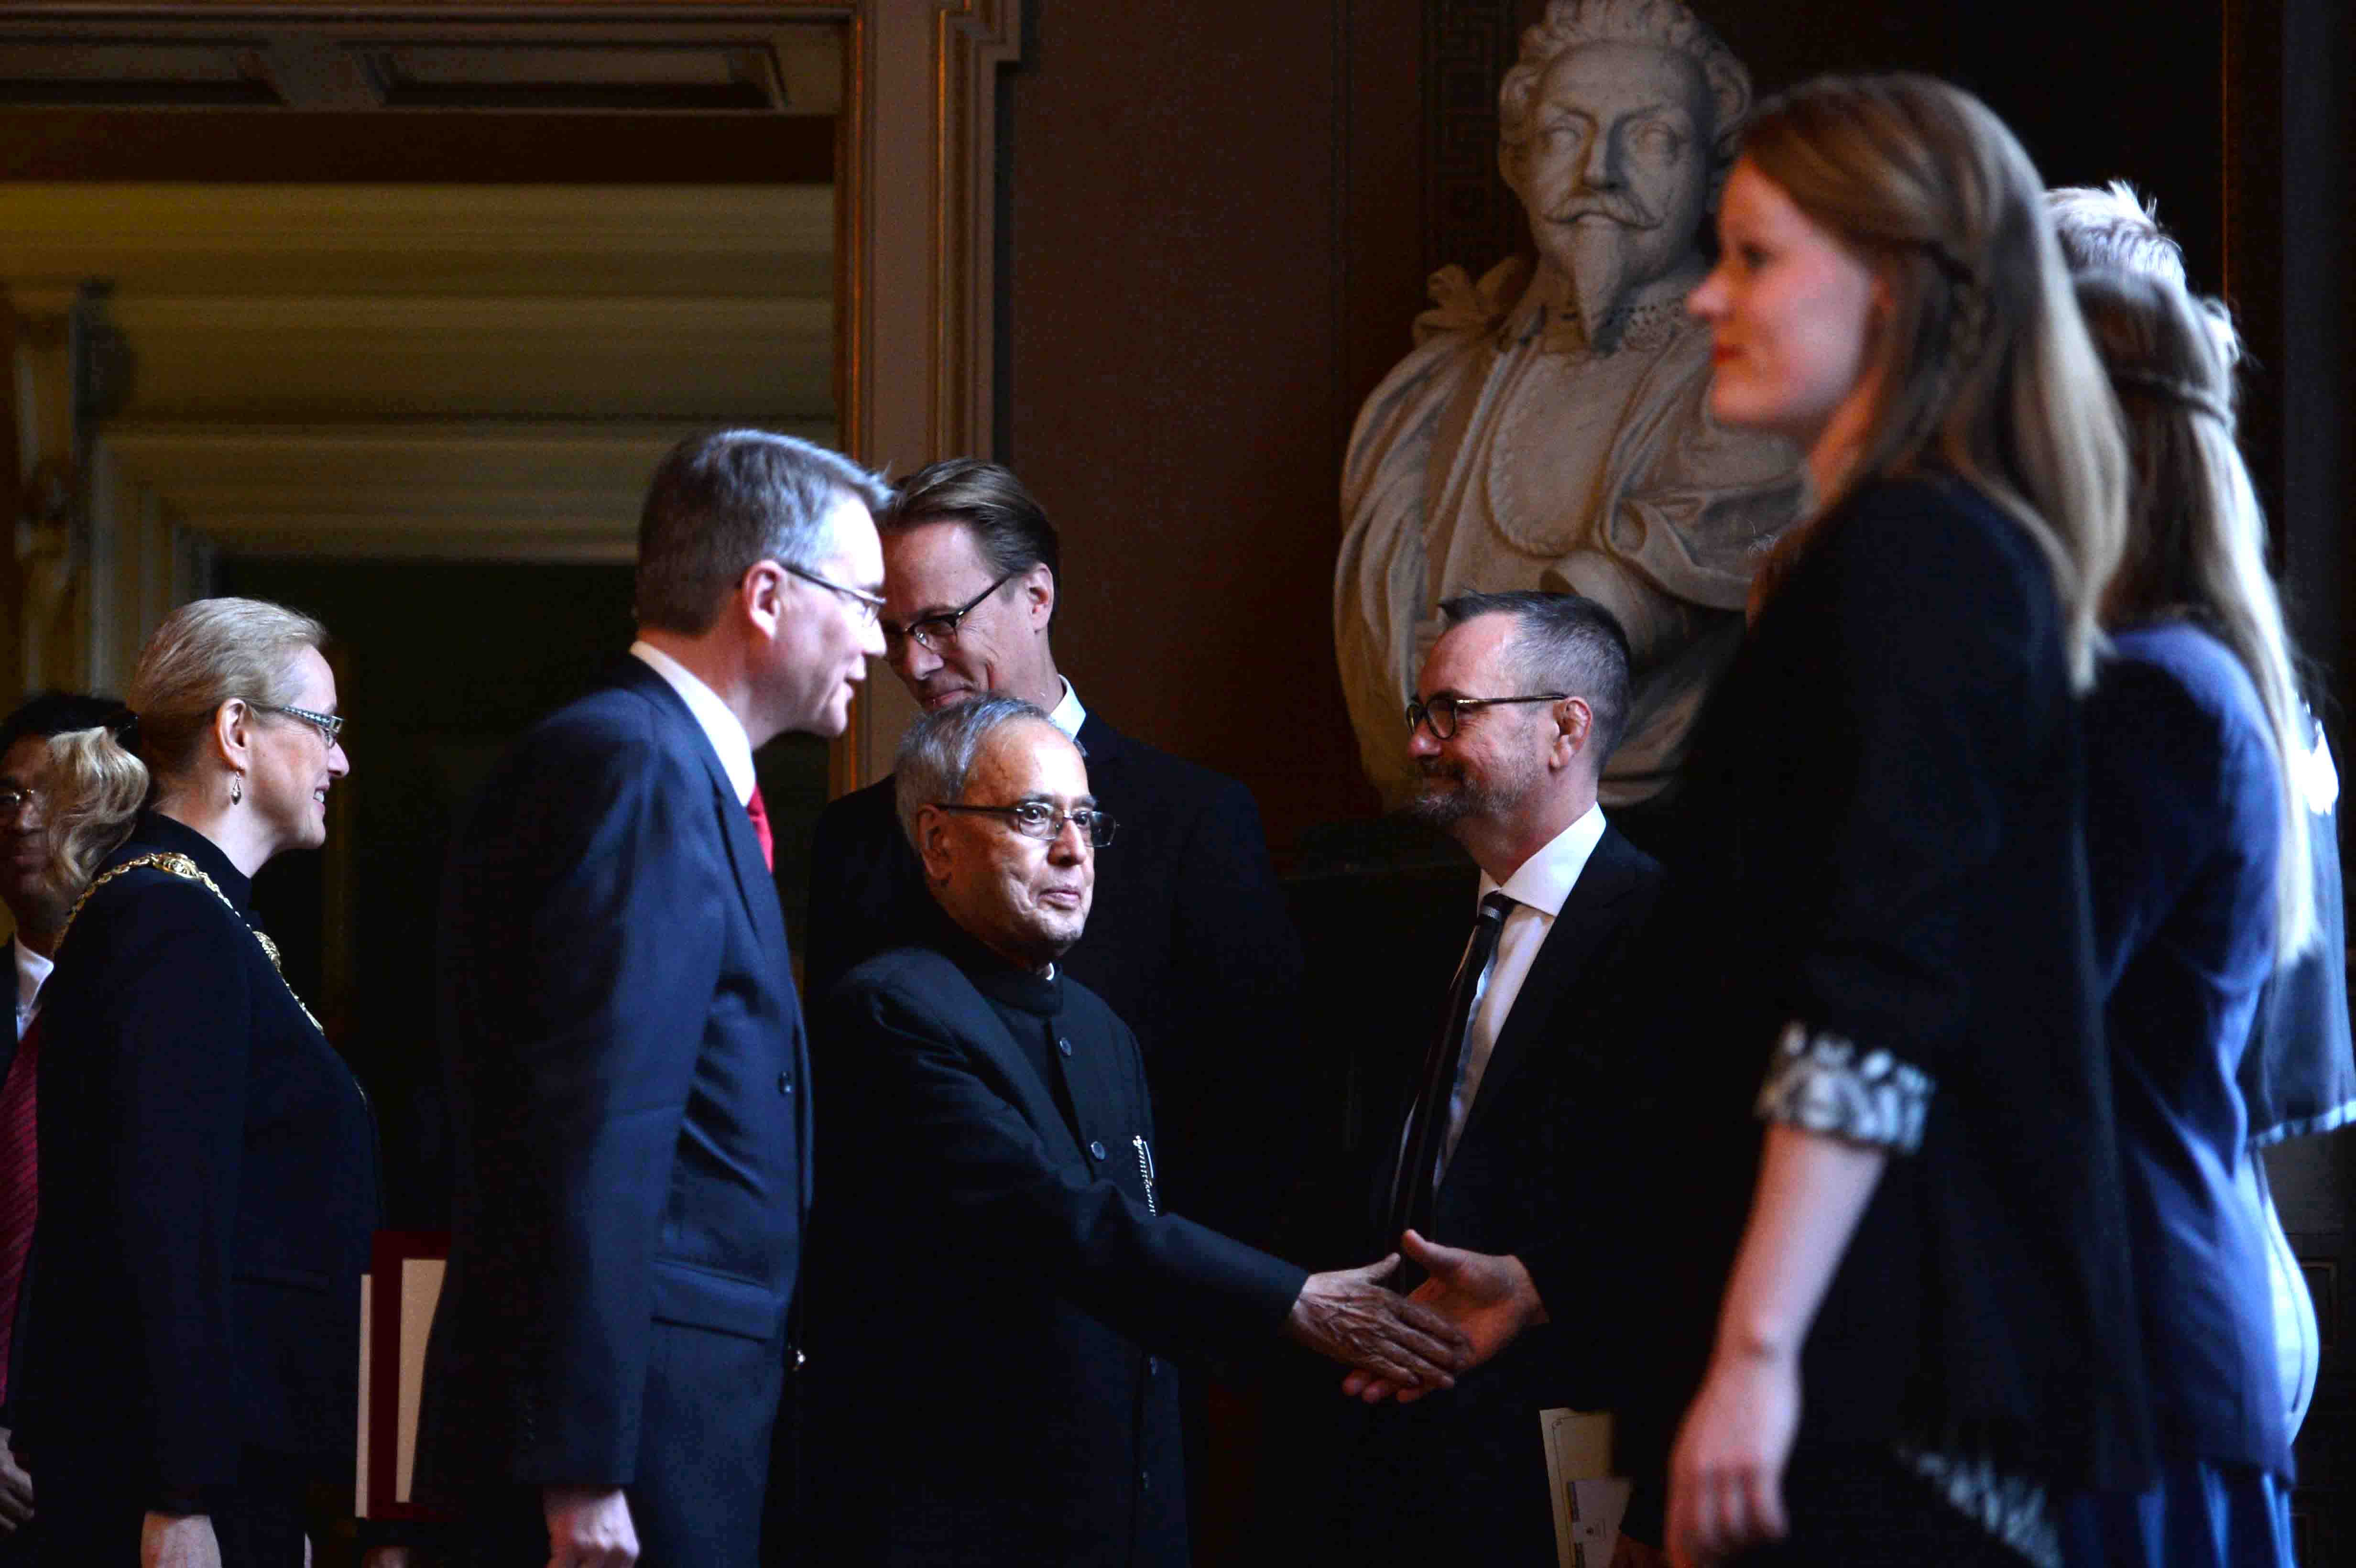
[804,695,1467,1567]
[805,459,1305,1251]
[0,691,121,1565]
[1316,591,1675,1567]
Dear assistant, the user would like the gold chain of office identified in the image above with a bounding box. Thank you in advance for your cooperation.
[55,852,324,1034]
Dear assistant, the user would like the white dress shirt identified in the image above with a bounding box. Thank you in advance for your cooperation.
[1439,803,1608,1175]
[630,641,757,807]
[1047,677,1087,741]
[13,935,52,1036]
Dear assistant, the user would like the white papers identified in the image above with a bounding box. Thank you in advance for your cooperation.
[1541,1407,1630,1568]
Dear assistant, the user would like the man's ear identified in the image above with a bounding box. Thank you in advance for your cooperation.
[1020,564,1056,629]
[741,560,788,641]
[1553,696,1595,766]
[915,805,955,885]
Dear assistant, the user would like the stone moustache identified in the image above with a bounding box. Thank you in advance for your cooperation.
[1338,0,1802,810]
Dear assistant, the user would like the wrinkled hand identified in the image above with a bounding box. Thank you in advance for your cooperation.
[1284,1252,1470,1392]
[1666,1347,1798,1567]
[0,1426,31,1532]
[1340,1229,1547,1405]
[141,1512,222,1568]
[544,1485,639,1568]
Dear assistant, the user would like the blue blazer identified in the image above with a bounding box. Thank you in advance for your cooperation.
[418,658,810,1527]
[2084,620,2290,1476]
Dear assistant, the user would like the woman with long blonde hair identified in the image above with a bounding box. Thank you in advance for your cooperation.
[2062,267,2307,1567]
[1661,74,2151,1564]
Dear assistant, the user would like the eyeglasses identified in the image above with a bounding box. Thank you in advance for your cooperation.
[882,573,1016,653]
[934,799,1118,847]
[784,563,886,624]
[257,702,346,748]
[0,786,37,817]
[1405,692,1569,740]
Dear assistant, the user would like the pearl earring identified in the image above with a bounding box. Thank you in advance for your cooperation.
[230,773,244,806]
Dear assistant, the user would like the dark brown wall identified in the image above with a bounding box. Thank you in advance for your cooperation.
[1001,0,1426,858]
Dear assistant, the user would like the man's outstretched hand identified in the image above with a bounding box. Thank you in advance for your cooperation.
[1283,1252,1472,1392]
[1340,1229,1548,1404]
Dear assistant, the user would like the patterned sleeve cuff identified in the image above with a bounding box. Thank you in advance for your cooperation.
[1755,1021,1935,1153]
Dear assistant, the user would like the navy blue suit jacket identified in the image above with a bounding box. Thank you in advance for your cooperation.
[419,657,810,1511]
[2084,621,2290,1475]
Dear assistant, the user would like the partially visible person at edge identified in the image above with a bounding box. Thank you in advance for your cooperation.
[1343,74,2158,1568]
[16,599,376,1568]
[2058,262,2312,1568]
[0,691,122,1564]
[2051,179,2352,1451]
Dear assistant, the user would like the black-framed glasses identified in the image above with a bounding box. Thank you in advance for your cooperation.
[783,563,886,625]
[257,702,346,748]
[934,799,1118,847]
[0,786,37,817]
[1405,692,1569,740]
[883,573,1016,653]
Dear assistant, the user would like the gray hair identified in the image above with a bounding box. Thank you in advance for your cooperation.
[1499,0,1752,195]
[2047,180,2242,368]
[1439,589,1634,758]
[634,429,893,635]
[893,696,1079,849]
[2047,181,2187,287]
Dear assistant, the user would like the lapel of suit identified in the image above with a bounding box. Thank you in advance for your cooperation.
[622,660,793,976]
[1449,826,1647,1165]
[1073,711,1126,798]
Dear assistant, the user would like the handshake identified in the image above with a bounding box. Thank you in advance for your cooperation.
[1281,1229,1544,1399]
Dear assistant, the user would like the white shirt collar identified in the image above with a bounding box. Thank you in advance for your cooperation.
[629,641,758,806]
[13,936,52,1027]
[1047,677,1087,741]
[1477,802,1608,919]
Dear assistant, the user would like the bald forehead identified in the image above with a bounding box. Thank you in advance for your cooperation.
[1424,613,1525,693]
[969,718,1090,798]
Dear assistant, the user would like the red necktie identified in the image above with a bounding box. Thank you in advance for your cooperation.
[0,1014,41,1405]
[746,785,775,873]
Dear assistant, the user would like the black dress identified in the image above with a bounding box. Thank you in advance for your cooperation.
[18,812,378,1567]
[1664,477,2152,1560]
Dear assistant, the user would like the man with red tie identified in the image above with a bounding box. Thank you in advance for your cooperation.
[0,692,121,1562]
[418,431,889,1568]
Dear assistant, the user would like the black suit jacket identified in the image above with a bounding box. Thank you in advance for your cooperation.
[1338,824,1665,1562]
[806,708,1305,1239]
[806,936,1306,1568]
[22,814,379,1512]
[418,658,810,1549]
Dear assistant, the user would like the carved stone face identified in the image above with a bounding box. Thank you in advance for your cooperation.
[1515,40,1714,332]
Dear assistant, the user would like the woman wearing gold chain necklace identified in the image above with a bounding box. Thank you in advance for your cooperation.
[13,598,375,1568]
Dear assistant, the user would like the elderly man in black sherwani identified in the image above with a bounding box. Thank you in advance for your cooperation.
[806,697,1467,1568]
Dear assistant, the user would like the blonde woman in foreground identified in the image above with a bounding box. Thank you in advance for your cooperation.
[1663,73,2150,1566]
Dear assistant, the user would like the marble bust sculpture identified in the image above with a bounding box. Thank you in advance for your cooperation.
[1338,0,1801,810]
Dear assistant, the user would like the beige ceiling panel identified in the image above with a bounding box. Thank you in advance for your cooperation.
[106,295,833,421]
[0,184,833,297]
[100,418,836,558]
